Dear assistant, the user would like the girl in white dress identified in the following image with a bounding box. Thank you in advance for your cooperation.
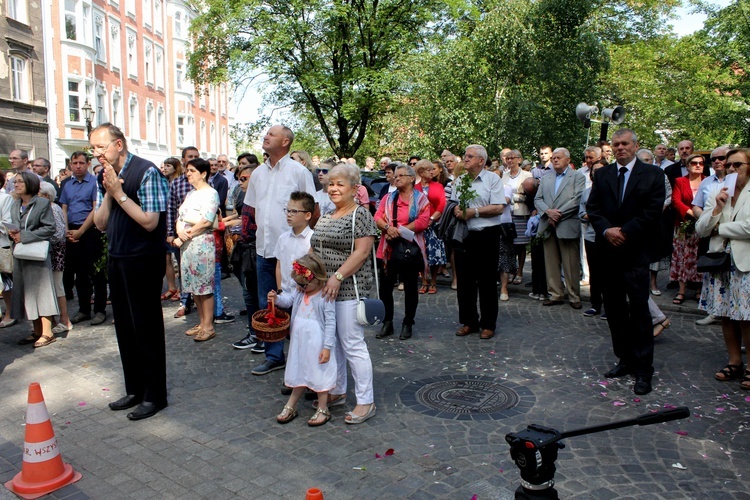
[267,253,337,426]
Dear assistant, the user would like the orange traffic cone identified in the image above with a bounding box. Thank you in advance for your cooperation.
[306,487,324,500]
[4,383,82,499]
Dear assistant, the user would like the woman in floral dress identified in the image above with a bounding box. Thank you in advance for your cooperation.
[175,158,220,342]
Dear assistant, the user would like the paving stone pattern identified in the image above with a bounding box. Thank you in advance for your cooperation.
[0,274,748,499]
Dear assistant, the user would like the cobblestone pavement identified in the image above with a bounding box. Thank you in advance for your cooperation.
[0,270,748,500]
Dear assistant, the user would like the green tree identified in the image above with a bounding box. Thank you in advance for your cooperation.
[399,0,609,159]
[188,0,447,157]
[599,34,747,148]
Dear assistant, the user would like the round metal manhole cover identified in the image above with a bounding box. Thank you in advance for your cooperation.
[400,375,535,421]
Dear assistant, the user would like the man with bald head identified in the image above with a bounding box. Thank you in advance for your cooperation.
[534,147,585,309]
[245,124,316,375]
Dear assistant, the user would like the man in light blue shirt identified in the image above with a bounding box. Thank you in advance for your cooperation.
[451,144,506,340]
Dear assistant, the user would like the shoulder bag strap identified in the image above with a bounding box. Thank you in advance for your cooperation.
[350,206,379,301]
[23,205,32,232]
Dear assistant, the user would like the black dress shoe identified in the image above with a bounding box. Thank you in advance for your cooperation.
[376,320,394,339]
[604,363,632,378]
[634,376,653,395]
[127,401,168,421]
[399,324,412,340]
[280,386,292,396]
[109,394,142,411]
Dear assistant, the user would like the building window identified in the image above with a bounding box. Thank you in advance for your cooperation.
[129,97,139,138]
[154,0,162,35]
[82,4,90,45]
[143,0,152,28]
[126,0,135,16]
[157,106,165,145]
[146,103,156,141]
[176,62,183,90]
[95,16,106,61]
[9,55,30,102]
[127,30,138,79]
[8,0,29,24]
[174,12,182,38]
[144,42,153,84]
[112,92,121,128]
[65,0,77,41]
[177,116,185,145]
[96,90,107,125]
[210,123,216,153]
[110,22,121,71]
[68,81,81,122]
[155,47,164,90]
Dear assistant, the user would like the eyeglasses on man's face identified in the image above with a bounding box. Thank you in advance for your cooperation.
[711,155,726,162]
[394,173,413,179]
[92,139,118,154]
[316,168,329,174]
[283,208,310,215]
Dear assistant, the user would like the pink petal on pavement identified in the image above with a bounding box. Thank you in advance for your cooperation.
[632,398,641,402]
[676,430,688,436]
[613,401,626,406]
[664,404,676,409]
[385,448,395,456]
[375,453,382,459]
[78,402,87,406]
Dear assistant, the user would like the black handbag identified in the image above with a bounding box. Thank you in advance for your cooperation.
[499,222,517,242]
[388,195,423,265]
[696,252,730,273]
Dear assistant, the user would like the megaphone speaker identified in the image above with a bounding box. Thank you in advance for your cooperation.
[602,106,625,125]
[575,102,599,123]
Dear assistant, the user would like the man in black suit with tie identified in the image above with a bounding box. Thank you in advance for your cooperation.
[586,129,666,395]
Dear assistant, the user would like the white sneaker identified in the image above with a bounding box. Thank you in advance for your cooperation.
[695,315,719,326]
[529,293,540,300]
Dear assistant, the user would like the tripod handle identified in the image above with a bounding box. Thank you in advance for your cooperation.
[635,406,690,426]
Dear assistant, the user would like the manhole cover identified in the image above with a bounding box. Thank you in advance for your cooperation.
[400,375,535,420]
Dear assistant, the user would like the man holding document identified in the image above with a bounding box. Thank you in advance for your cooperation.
[450,145,506,340]
[374,164,430,340]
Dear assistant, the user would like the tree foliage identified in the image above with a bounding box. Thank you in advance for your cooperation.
[189,0,447,157]
[599,34,747,148]
[191,0,749,160]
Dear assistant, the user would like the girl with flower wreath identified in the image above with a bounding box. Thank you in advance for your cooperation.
[267,253,337,426]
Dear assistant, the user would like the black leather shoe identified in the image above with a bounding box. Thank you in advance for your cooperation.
[604,363,632,378]
[634,376,653,395]
[399,324,412,340]
[109,394,141,411]
[127,401,168,421]
[376,320,394,339]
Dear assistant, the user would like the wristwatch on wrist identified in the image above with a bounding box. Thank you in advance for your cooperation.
[334,271,344,281]
[384,224,390,231]
[474,208,480,218]
[117,194,128,204]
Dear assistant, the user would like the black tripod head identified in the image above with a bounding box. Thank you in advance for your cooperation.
[505,407,690,499]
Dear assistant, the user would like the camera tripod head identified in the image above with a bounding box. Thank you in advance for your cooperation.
[505,407,690,499]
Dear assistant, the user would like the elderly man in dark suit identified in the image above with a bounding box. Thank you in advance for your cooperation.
[534,147,586,309]
[587,128,666,395]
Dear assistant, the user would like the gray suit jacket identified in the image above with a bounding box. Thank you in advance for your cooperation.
[534,167,585,239]
[11,196,56,244]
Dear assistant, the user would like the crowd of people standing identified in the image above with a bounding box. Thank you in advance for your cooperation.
[2,123,748,425]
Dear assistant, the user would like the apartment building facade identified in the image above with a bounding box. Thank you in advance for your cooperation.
[0,0,49,166]
[43,0,234,173]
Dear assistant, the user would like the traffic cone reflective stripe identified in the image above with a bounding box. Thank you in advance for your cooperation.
[4,383,81,499]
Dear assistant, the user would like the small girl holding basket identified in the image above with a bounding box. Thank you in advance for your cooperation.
[267,253,337,426]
